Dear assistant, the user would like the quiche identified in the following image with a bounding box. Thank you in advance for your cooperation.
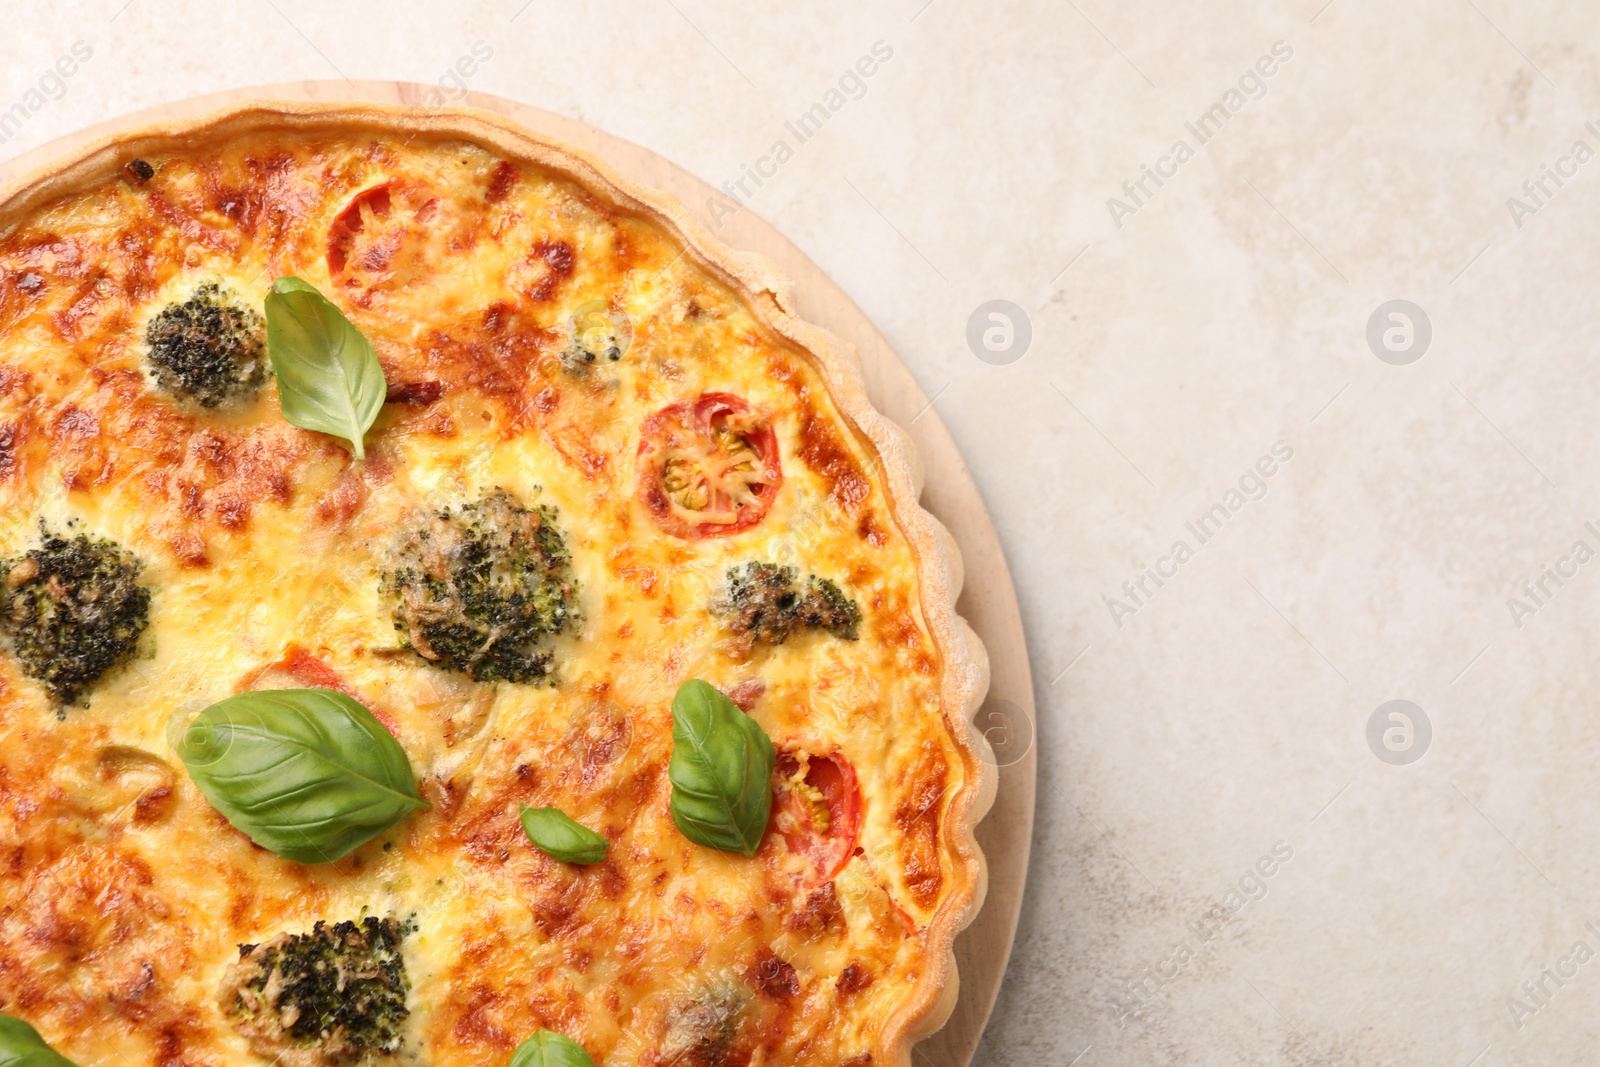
[0,103,992,1067]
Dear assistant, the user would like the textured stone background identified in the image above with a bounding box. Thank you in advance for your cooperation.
[5,2,1598,1064]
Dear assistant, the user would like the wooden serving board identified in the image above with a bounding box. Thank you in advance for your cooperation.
[0,83,1036,1067]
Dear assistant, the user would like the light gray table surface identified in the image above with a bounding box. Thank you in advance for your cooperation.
[6,2,1598,1064]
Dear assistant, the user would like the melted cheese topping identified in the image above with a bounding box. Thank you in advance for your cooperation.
[0,132,962,1066]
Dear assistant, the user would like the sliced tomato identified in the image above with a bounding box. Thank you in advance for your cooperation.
[326,182,392,276]
[325,181,445,299]
[770,748,861,881]
[235,645,401,737]
[636,392,782,538]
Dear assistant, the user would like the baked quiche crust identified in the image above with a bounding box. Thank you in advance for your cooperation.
[0,102,995,1066]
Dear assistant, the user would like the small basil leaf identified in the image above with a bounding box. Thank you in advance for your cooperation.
[520,806,609,864]
[178,687,427,863]
[668,679,775,856]
[264,276,387,458]
[0,1014,78,1067]
[508,1030,595,1067]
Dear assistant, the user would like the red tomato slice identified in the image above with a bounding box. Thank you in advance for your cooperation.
[771,748,862,882]
[235,645,401,737]
[636,392,782,538]
[325,182,446,300]
[326,182,393,277]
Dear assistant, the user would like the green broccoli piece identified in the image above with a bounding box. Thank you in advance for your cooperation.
[382,490,579,684]
[718,562,802,645]
[559,301,628,373]
[715,562,860,647]
[219,917,412,1063]
[660,983,747,1067]
[1,524,150,706]
[796,575,861,641]
[144,283,266,407]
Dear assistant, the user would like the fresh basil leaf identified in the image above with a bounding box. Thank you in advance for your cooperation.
[520,806,609,864]
[508,1030,595,1067]
[0,1014,77,1067]
[668,679,775,856]
[263,276,387,459]
[177,687,427,863]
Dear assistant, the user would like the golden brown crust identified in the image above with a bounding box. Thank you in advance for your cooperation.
[0,101,994,1066]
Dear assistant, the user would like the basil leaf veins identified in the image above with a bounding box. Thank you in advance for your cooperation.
[508,1030,595,1067]
[0,1014,78,1067]
[177,687,427,863]
[520,806,609,865]
[263,276,387,458]
[667,678,775,856]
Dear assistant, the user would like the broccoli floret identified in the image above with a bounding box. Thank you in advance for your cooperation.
[144,283,266,407]
[796,575,860,640]
[558,301,628,373]
[218,917,411,1064]
[714,562,860,647]
[558,333,623,372]
[1,524,150,706]
[660,984,747,1067]
[717,562,800,645]
[381,490,579,684]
